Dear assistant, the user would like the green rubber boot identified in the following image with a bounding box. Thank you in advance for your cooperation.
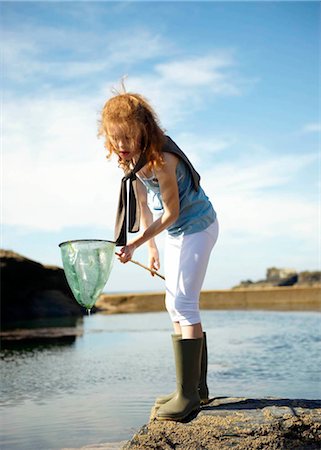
[155,332,210,406]
[156,337,203,421]
[199,331,210,404]
[155,334,182,405]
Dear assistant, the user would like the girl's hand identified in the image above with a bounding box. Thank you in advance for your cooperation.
[117,242,137,264]
[148,246,160,276]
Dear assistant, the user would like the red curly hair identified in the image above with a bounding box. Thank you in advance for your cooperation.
[98,92,166,173]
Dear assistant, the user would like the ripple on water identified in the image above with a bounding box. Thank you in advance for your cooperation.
[1,310,320,450]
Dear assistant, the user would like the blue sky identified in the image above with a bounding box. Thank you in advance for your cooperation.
[2,1,320,292]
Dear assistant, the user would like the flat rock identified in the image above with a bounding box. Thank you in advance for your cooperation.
[124,397,321,449]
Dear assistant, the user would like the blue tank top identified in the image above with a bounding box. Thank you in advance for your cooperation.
[137,159,216,236]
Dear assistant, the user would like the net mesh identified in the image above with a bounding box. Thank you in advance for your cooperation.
[59,240,115,310]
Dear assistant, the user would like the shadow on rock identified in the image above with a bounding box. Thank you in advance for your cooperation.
[202,396,321,411]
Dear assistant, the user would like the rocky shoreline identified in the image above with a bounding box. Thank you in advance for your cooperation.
[2,249,321,321]
[1,249,320,342]
[96,286,321,314]
[127,397,321,450]
[62,397,321,450]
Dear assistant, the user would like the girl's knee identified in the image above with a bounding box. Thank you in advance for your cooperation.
[173,295,201,325]
[165,294,179,322]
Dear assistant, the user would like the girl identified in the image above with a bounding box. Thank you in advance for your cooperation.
[99,91,219,421]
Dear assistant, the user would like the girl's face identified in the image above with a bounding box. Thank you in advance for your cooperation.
[107,124,141,162]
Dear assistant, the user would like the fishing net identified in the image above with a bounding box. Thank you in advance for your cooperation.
[59,240,115,313]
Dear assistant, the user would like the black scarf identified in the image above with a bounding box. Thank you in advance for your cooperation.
[114,136,200,246]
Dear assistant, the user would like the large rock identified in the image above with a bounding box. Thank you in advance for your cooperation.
[60,398,321,450]
[298,271,321,285]
[1,249,84,324]
[125,397,321,449]
[266,267,297,282]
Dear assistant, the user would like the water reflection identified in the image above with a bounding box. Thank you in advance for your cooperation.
[1,336,78,351]
[1,316,84,350]
[2,315,84,331]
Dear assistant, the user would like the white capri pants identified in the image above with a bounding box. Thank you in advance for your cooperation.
[164,219,219,326]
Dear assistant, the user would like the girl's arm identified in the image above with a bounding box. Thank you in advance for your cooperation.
[135,179,160,273]
[118,153,180,263]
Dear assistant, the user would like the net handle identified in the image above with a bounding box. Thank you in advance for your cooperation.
[115,253,165,281]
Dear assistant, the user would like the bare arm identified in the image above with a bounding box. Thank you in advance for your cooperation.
[135,178,160,273]
[118,153,180,263]
[135,178,158,250]
[132,153,179,247]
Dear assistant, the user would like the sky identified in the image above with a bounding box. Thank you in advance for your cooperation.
[1,1,320,293]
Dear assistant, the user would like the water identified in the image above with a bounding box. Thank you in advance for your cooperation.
[1,310,320,450]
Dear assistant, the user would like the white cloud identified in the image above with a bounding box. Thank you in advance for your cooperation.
[97,48,255,126]
[2,25,173,83]
[173,132,236,166]
[3,19,251,126]
[106,29,173,66]
[302,123,321,133]
[115,54,244,127]
[2,28,252,233]
[2,27,98,82]
[3,96,120,232]
[206,153,317,193]
[155,53,242,95]
[2,22,316,252]
[3,92,318,252]
[202,153,318,243]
